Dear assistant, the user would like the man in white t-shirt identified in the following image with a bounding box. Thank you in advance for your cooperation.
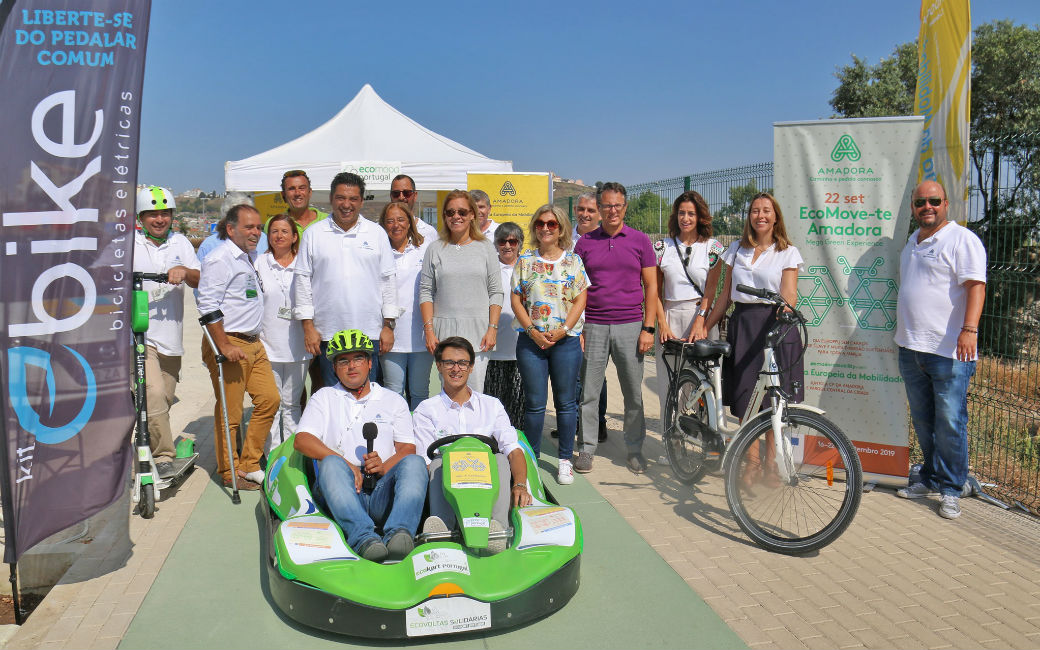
[294,329,426,562]
[894,180,986,520]
[469,189,498,239]
[390,174,439,241]
[295,172,398,388]
[133,187,201,477]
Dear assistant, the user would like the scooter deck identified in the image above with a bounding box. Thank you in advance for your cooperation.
[157,454,199,487]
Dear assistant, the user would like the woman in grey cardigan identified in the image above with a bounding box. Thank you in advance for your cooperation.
[419,190,503,391]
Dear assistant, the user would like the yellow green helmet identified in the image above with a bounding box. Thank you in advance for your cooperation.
[326,329,374,360]
[136,186,176,215]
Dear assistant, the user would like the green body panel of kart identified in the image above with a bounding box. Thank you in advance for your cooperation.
[261,433,582,638]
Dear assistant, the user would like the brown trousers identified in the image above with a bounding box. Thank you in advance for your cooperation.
[201,336,279,479]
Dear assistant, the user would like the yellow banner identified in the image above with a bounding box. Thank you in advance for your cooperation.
[467,172,551,235]
[914,0,971,206]
[253,191,288,222]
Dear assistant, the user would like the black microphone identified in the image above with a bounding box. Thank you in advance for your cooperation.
[362,422,378,492]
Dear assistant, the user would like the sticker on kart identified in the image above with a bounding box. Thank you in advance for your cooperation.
[405,597,491,637]
[412,548,470,578]
[448,451,493,489]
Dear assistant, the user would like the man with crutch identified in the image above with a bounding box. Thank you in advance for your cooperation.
[198,203,280,493]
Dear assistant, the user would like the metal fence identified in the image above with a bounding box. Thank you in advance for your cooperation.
[616,141,1039,514]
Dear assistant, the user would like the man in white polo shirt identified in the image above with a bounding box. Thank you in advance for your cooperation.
[390,173,438,241]
[412,336,532,554]
[294,329,426,562]
[198,204,280,491]
[894,180,986,520]
[295,172,398,388]
[469,189,498,238]
[133,186,200,477]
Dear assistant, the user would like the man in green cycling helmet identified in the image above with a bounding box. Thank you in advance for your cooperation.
[293,329,426,563]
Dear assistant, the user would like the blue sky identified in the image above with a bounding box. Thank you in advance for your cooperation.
[138,1,1040,193]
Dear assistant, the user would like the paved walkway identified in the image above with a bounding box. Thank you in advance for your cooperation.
[7,301,1040,648]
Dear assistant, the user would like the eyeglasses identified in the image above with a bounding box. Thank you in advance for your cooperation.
[913,197,944,208]
[391,189,415,199]
[437,359,472,369]
[444,208,471,217]
[282,169,308,179]
[599,203,625,212]
[334,356,369,368]
[534,220,559,230]
[497,238,520,246]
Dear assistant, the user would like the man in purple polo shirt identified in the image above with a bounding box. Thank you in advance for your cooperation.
[573,182,659,474]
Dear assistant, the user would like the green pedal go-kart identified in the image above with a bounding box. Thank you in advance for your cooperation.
[262,433,582,638]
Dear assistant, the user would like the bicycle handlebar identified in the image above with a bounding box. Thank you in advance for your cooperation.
[736,284,780,302]
[133,272,169,284]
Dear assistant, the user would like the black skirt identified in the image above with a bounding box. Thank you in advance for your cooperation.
[722,302,804,418]
[484,359,525,429]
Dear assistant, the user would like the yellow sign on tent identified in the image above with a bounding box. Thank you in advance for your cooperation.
[467,172,551,234]
[253,191,288,222]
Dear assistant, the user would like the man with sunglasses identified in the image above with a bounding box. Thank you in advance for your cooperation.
[294,329,426,562]
[573,182,659,474]
[894,181,986,520]
[278,169,327,233]
[390,174,438,240]
[295,172,399,388]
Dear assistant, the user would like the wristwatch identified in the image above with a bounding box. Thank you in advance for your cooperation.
[383,318,396,330]
[641,325,656,334]
[697,308,709,318]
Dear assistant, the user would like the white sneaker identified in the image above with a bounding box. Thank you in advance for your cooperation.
[486,520,508,554]
[241,470,265,485]
[938,494,961,519]
[422,515,450,536]
[896,482,938,499]
[557,459,574,485]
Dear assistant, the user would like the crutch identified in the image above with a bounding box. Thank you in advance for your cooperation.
[199,310,241,504]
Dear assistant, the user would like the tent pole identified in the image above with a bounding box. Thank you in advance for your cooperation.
[9,564,21,625]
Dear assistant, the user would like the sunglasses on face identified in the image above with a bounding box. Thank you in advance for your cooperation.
[497,238,520,246]
[913,197,944,208]
[391,189,415,199]
[444,208,471,217]
[534,220,559,230]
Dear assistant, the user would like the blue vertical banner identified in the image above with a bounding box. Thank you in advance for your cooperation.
[0,0,151,561]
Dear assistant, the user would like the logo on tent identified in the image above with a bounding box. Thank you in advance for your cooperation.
[499,181,516,196]
[830,135,862,162]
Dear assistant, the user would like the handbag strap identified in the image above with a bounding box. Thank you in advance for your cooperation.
[673,237,704,299]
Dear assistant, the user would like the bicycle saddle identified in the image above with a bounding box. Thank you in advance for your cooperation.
[686,339,731,359]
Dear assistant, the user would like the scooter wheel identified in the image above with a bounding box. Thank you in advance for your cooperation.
[140,483,155,519]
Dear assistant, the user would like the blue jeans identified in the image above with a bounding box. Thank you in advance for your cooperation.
[318,341,380,388]
[381,351,434,410]
[516,333,583,459]
[315,454,427,551]
[898,347,975,497]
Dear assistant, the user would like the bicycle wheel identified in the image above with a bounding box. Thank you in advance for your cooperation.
[724,408,862,554]
[663,368,716,485]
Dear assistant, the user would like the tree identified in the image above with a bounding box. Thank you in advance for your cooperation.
[831,20,1040,358]
[713,180,773,236]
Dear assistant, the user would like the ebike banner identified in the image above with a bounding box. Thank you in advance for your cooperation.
[914,0,971,206]
[774,117,923,480]
[0,0,150,561]
[467,173,551,239]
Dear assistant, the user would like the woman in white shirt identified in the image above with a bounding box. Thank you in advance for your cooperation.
[379,202,432,410]
[653,191,724,418]
[258,213,312,453]
[484,222,525,428]
[704,192,804,421]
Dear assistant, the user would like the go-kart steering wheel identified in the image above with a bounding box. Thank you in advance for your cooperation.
[426,434,500,460]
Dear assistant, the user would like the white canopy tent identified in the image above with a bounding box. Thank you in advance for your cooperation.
[224,84,512,192]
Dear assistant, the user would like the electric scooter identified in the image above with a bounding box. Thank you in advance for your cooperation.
[131,271,199,518]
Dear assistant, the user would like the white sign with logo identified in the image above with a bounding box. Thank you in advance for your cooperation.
[411,548,471,579]
[405,597,491,637]
[774,117,924,481]
[340,160,401,190]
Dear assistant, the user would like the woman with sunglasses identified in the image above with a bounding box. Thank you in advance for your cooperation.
[652,191,725,417]
[379,202,432,409]
[258,213,311,454]
[419,190,503,391]
[511,206,589,483]
[704,193,805,422]
[484,223,526,428]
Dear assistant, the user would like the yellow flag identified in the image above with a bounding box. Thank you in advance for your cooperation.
[914,0,971,206]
